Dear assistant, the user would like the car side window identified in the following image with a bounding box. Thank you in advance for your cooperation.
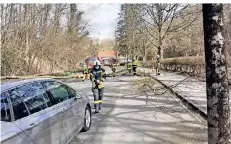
[1,92,11,122]
[9,88,29,120]
[43,81,72,104]
[21,82,51,115]
[9,82,51,120]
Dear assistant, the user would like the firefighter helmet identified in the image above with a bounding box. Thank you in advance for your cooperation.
[94,60,101,66]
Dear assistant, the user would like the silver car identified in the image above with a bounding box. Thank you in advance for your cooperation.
[1,78,92,144]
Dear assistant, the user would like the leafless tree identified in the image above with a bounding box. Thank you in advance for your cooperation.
[116,4,201,65]
[1,4,92,76]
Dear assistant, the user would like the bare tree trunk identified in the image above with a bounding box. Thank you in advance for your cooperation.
[53,4,61,33]
[203,4,230,144]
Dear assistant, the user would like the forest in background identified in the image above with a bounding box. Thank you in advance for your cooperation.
[1,4,231,76]
[1,4,99,76]
[115,4,231,62]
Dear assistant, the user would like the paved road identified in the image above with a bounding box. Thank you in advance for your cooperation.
[67,75,207,144]
[103,65,125,75]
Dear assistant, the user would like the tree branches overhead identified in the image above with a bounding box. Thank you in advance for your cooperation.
[115,4,203,60]
[1,4,93,76]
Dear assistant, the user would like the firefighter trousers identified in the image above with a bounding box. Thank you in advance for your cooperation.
[128,69,132,74]
[92,88,104,112]
[84,73,89,80]
[132,66,137,75]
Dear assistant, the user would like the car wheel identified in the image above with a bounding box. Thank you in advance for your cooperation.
[81,106,91,132]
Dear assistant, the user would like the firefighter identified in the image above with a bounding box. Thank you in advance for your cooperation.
[110,63,116,77]
[156,55,160,75]
[90,60,106,113]
[132,57,138,75]
[127,61,133,74]
[82,62,89,81]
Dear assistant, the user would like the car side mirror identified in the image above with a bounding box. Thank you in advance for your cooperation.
[74,92,82,100]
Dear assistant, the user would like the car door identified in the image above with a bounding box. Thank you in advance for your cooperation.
[44,80,84,142]
[1,92,24,144]
[40,80,75,143]
[4,82,48,143]
[62,85,86,141]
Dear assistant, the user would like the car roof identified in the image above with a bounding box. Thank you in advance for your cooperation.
[1,78,55,93]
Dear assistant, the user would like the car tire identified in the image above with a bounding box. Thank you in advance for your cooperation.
[81,106,91,132]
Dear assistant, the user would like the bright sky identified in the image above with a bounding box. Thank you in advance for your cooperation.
[79,4,121,40]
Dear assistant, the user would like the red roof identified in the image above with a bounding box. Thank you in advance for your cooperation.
[97,50,119,61]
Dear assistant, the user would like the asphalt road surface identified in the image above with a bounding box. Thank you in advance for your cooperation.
[66,73,207,144]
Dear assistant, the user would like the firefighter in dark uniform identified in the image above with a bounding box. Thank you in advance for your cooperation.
[132,58,138,75]
[156,55,160,75]
[90,60,106,113]
[110,63,116,77]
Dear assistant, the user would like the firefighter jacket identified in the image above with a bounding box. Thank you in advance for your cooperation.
[82,64,88,74]
[90,67,106,89]
[127,62,132,70]
[132,60,138,67]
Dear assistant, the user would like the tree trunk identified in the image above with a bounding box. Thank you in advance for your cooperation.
[203,4,230,144]
[68,4,77,33]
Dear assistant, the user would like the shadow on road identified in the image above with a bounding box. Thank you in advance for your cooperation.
[69,76,207,144]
